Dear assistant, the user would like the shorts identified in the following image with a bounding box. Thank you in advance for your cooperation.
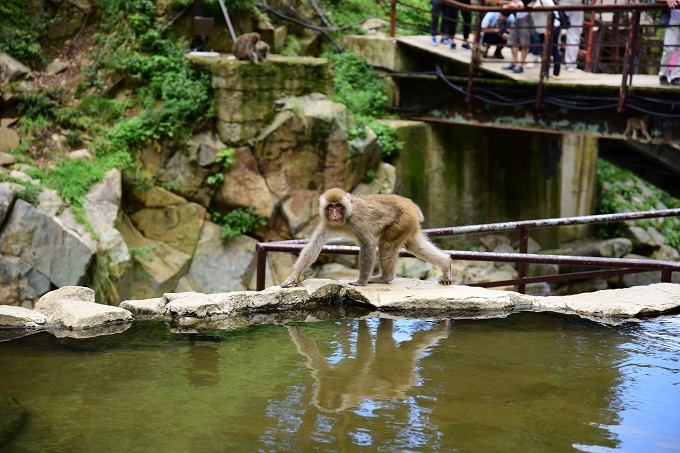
[507,15,533,47]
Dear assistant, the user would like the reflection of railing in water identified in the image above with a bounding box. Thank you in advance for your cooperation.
[387,0,671,112]
[255,208,680,292]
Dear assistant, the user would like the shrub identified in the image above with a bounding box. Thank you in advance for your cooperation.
[211,208,267,242]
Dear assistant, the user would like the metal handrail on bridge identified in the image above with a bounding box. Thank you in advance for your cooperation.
[388,0,669,113]
[255,208,680,292]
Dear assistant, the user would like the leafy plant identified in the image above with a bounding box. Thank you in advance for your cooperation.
[216,148,236,169]
[327,51,389,118]
[0,1,55,65]
[211,208,267,242]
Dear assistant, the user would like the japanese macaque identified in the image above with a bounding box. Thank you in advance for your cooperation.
[623,115,652,141]
[280,188,453,287]
[233,32,269,64]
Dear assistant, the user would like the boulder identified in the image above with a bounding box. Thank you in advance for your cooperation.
[129,187,205,256]
[0,200,96,287]
[0,255,51,306]
[175,222,257,293]
[214,146,275,218]
[0,184,15,226]
[352,162,396,195]
[117,214,192,299]
[119,298,165,317]
[0,306,47,328]
[34,286,132,329]
[0,127,20,153]
[156,150,211,205]
[0,53,31,82]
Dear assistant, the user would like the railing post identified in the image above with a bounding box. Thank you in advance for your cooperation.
[256,243,267,291]
[661,268,672,283]
[517,227,530,293]
[390,0,397,37]
[534,14,555,117]
[618,9,640,113]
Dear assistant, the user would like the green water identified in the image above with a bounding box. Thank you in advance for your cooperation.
[1,313,679,452]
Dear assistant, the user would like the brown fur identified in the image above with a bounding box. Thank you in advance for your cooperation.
[623,115,652,141]
[233,32,269,64]
[280,188,453,287]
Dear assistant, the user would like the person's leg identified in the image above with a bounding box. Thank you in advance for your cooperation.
[431,0,443,43]
[461,0,472,48]
[564,10,584,69]
[442,4,456,46]
[527,33,544,68]
[663,19,680,82]
[551,27,561,76]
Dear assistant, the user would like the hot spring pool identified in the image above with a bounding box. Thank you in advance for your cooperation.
[1,312,679,452]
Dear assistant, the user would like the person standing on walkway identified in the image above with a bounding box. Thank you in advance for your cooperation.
[532,0,563,78]
[659,0,680,85]
[561,0,584,71]
[431,0,455,46]
[449,0,473,50]
[504,0,533,73]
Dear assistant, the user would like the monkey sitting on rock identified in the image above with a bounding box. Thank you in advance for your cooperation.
[280,188,453,288]
[623,115,652,141]
[232,32,269,64]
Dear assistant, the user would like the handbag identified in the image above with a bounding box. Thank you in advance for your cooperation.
[660,8,671,27]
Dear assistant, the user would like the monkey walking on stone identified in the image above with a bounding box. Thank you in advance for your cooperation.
[280,188,454,288]
[232,32,269,64]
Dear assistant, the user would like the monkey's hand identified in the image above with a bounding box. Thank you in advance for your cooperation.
[439,278,453,285]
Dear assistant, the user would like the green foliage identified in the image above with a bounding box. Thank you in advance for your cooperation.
[596,160,680,248]
[369,120,403,157]
[363,168,377,184]
[216,148,236,169]
[281,34,302,57]
[328,51,389,118]
[0,0,54,65]
[87,251,122,305]
[0,173,40,205]
[211,208,266,242]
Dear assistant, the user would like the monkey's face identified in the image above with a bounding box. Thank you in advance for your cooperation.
[325,203,345,223]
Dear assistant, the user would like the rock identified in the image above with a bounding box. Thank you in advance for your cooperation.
[46,58,69,75]
[67,149,93,160]
[0,184,15,226]
[0,127,20,153]
[128,186,205,256]
[315,263,360,281]
[156,150,210,205]
[37,188,64,216]
[0,53,31,82]
[0,255,51,306]
[175,222,257,293]
[0,151,15,166]
[214,146,275,218]
[280,188,318,236]
[0,306,47,328]
[119,297,165,317]
[351,162,396,196]
[117,214,191,299]
[0,394,27,447]
[83,169,130,267]
[34,286,132,329]
[47,0,92,39]
[0,200,96,287]
[187,131,226,167]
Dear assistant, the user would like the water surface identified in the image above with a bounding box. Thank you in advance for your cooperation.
[1,312,679,452]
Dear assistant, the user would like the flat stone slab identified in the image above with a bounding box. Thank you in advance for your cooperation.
[2,280,680,337]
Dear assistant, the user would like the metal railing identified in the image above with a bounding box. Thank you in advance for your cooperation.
[387,0,670,113]
[255,208,680,291]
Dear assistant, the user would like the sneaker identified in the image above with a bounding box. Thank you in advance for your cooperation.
[462,42,471,50]
[431,36,438,45]
[672,78,680,86]
[493,49,504,59]
[512,66,524,73]
[441,37,451,45]
[450,43,457,51]
[503,63,516,70]
[660,75,670,85]
[551,74,560,80]
[526,62,536,69]
[567,66,577,72]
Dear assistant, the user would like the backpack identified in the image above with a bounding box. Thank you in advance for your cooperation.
[553,0,571,29]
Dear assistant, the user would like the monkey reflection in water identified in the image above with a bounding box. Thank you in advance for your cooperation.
[288,319,450,412]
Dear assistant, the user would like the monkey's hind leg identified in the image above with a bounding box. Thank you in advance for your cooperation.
[405,232,453,285]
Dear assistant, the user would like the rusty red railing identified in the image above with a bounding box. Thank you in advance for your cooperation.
[388,0,670,113]
[255,208,680,292]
